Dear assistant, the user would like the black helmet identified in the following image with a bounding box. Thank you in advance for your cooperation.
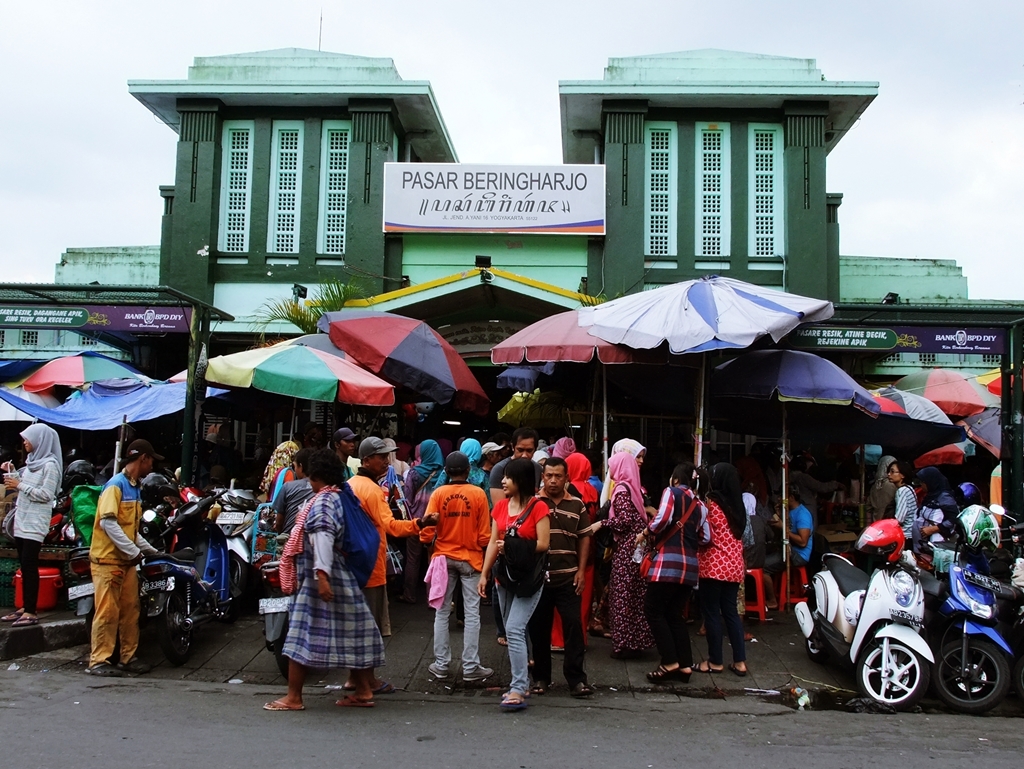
[62,460,96,492]
[141,471,178,509]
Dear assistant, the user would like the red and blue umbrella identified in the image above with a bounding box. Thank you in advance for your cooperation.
[20,352,148,393]
[317,311,489,415]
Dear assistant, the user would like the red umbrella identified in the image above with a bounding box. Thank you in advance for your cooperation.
[870,392,908,416]
[491,311,666,365]
[894,369,994,418]
[317,311,488,415]
[21,352,148,393]
[914,442,968,468]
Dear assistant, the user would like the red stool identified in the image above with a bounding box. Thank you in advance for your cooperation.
[744,568,767,622]
[774,566,809,611]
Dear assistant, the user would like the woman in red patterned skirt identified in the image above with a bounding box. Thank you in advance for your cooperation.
[696,463,748,676]
[594,452,654,658]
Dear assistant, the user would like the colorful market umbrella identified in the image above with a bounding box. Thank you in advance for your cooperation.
[875,387,951,424]
[20,352,148,393]
[915,440,973,468]
[492,310,667,365]
[0,386,61,421]
[958,407,1001,457]
[578,275,834,354]
[317,310,488,415]
[894,368,995,418]
[203,342,395,405]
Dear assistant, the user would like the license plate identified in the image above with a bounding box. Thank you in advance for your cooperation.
[68,582,95,600]
[259,596,291,614]
[964,570,1001,592]
[143,578,170,593]
[217,511,247,525]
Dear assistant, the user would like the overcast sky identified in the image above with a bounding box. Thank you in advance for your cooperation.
[1,1,1021,299]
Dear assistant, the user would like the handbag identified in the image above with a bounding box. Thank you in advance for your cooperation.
[639,488,700,581]
[493,499,548,597]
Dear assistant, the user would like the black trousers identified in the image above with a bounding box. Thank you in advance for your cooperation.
[643,581,694,668]
[15,537,42,614]
[527,581,587,687]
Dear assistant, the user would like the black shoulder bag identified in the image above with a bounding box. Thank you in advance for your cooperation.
[494,499,548,597]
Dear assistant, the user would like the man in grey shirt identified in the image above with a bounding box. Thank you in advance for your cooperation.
[488,427,543,506]
[273,448,314,534]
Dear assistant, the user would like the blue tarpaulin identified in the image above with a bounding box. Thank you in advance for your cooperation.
[0,381,225,430]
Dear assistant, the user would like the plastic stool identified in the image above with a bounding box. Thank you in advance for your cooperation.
[744,568,767,622]
[774,566,809,611]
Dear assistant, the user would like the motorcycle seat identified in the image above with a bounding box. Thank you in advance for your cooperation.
[823,553,870,596]
[165,548,196,563]
[919,571,948,608]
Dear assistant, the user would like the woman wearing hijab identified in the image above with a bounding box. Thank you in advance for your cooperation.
[2,424,62,627]
[400,440,444,603]
[866,455,897,522]
[261,441,300,499]
[914,466,958,556]
[593,452,654,658]
[696,463,747,676]
[599,439,647,507]
[550,437,577,460]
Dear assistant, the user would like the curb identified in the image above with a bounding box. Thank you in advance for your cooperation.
[0,617,89,661]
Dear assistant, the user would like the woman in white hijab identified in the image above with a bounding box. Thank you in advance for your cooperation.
[1,423,62,626]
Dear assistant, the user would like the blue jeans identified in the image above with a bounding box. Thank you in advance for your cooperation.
[699,578,746,665]
[495,583,543,695]
[433,559,484,674]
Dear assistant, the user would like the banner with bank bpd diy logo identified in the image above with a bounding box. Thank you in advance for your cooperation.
[383,163,605,235]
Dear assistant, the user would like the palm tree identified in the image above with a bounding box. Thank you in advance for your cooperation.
[250,278,365,337]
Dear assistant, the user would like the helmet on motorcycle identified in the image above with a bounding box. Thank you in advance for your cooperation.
[855,518,906,563]
[957,482,982,508]
[141,471,178,509]
[62,460,96,492]
[957,504,1001,552]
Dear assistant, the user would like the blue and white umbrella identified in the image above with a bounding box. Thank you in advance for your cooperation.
[577,275,833,353]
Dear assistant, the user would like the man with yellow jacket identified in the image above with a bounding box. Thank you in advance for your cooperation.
[86,440,161,677]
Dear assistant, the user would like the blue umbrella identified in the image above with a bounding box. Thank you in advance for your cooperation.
[496,363,556,391]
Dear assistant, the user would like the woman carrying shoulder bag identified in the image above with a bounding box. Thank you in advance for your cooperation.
[2,424,62,627]
[639,462,710,683]
[478,458,550,711]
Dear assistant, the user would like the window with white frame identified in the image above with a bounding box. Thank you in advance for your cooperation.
[644,122,677,257]
[317,121,351,255]
[20,330,38,347]
[267,122,304,254]
[218,121,255,253]
[695,123,731,258]
[749,125,785,257]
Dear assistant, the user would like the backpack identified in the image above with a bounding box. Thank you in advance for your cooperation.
[337,484,381,588]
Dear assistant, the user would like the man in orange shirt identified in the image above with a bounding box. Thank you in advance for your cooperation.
[348,438,438,639]
[420,451,493,682]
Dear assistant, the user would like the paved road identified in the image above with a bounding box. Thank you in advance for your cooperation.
[2,665,1023,769]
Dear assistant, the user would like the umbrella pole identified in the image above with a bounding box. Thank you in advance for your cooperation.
[602,364,609,476]
[859,444,866,527]
[290,397,298,441]
[114,414,127,470]
[781,404,790,611]
[694,356,707,467]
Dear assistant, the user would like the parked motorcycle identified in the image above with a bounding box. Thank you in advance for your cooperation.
[794,519,933,711]
[922,504,1017,714]
[139,490,243,665]
[257,560,291,678]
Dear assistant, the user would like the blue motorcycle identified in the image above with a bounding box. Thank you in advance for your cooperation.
[140,491,241,665]
[923,548,1014,714]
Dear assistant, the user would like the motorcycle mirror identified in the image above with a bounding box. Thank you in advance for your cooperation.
[142,510,158,523]
[990,504,1005,517]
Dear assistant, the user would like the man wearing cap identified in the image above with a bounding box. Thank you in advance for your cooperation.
[86,439,163,677]
[419,451,493,681]
[332,427,359,481]
[479,442,503,478]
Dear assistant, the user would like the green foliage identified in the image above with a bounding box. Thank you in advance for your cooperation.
[251,279,365,337]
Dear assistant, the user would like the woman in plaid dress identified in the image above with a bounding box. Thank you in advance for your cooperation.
[265,450,385,711]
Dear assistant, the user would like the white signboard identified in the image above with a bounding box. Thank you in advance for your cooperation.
[383,163,605,235]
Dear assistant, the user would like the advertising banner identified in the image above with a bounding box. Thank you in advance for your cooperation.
[383,163,605,235]
[0,305,192,333]
[789,325,1005,355]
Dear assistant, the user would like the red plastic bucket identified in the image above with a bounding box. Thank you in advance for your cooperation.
[14,567,64,611]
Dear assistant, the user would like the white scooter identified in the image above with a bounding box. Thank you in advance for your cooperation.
[794,519,934,711]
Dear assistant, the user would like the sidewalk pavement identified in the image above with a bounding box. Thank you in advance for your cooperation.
[3,595,857,699]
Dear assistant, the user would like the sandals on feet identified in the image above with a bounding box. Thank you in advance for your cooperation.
[500,692,528,711]
[1,610,24,622]
[646,665,691,684]
[529,681,548,695]
[696,661,723,674]
[263,699,305,711]
[11,614,38,627]
[728,663,748,677]
[570,682,595,697]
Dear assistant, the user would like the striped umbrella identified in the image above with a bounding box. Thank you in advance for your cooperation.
[894,368,995,418]
[958,407,1001,457]
[203,342,394,405]
[20,352,148,393]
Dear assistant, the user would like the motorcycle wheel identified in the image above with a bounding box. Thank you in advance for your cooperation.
[855,636,930,711]
[157,589,193,666]
[224,553,250,623]
[1012,654,1024,703]
[272,616,290,679]
[805,634,829,664]
[934,638,1010,714]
